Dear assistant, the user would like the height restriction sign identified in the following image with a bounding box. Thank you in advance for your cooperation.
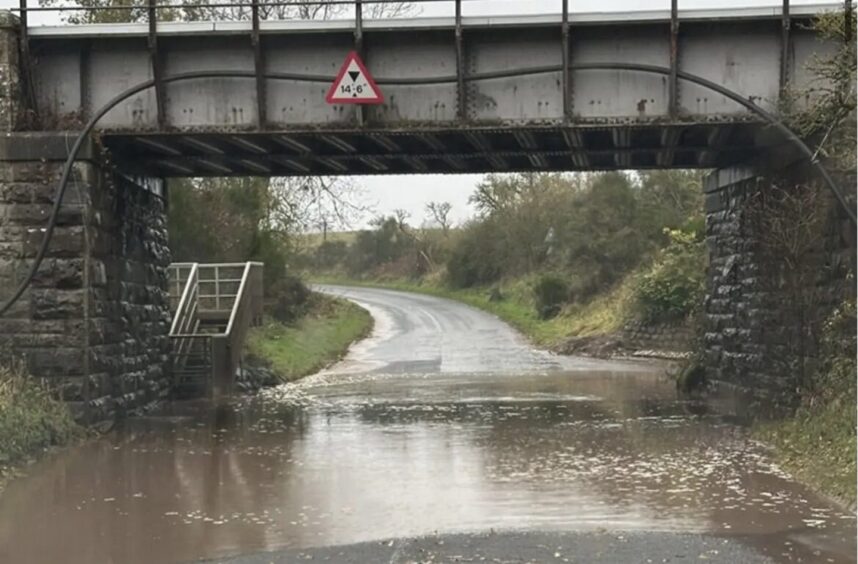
[325,51,384,104]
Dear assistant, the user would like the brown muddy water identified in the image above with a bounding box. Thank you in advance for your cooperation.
[0,287,853,563]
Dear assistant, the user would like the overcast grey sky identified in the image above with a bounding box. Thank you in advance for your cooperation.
[1,0,838,229]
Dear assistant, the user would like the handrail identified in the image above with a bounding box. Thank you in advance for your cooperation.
[170,262,199,335]
[168,260,264,399]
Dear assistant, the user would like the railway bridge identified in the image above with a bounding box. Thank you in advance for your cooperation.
[0,1,852,419]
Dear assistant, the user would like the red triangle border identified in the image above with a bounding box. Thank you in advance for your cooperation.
[325,51,385,105]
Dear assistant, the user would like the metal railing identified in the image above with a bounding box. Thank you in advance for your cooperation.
[168,261,264,398]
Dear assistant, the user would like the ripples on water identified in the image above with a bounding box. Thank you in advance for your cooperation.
[0,369,853,563]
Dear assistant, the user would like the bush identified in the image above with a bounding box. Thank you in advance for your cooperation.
[267,275,312,323]
[0,361,79,464]
[445,222,503,288]
[633,227,705,322]
[532,274,569,320]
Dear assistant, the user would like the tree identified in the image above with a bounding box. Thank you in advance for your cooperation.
[425,201,452,234]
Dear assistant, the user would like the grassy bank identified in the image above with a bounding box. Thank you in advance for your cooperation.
[247,293,373,382]
[753,300,857,508]
[755,403,856,507]
[0,362,81,483]
[312,274,634,349]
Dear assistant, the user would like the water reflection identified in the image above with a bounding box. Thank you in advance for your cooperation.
[0,370,853,563]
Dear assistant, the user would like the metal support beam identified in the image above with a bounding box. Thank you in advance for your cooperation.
[455,0,467,122]
[562,129,589,168]
[698,125,732,166]
[18,0,37,124]
[403,156,428,172]
[274,135,312,154]
[251,0,266,129]
[561,0,571,121]
[780,0,790,94]
[147,0,166,128]
[657,127,681,167]
[369,134,401,152]
[79,40,91,121]
[354,0,365,126]
[464,132,506,169]
[612,128,631,168]
[320,134,356,153]
[669,0,679,118]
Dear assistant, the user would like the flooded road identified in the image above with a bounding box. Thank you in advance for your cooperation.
[0,286,853,563]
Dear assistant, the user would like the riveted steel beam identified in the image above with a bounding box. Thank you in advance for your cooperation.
[657,127,682,167]
[780,0,791,94]
[228,136,268,154]
[240,158,271,174]
[669,0,679,118]
[561,0,571,121]
[455,0,467,122]
[562,129,589,168]
[182,137,225,154]
[196,158,233,174]
[320,134,357,152]
[147,0,167,128]
[369,134,401,152]
[273,135,312,154]
[354,0,365,127]
[251,0,266,129]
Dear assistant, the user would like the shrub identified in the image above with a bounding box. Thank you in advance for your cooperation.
[0,361,79,464]
[532,274,569,320]
[633,227,705,322]
[445,222,503,288]
[267,275,312,323]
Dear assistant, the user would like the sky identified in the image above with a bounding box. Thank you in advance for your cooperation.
[0,0,838,230]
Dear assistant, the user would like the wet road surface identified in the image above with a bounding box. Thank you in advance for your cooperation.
[0,286,853,563]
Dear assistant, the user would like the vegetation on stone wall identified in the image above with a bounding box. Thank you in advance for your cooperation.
[0,361,80,476]
[751,9,856,505]
[246,294,373,382]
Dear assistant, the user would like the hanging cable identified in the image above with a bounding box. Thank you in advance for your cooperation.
[1,63,852,318]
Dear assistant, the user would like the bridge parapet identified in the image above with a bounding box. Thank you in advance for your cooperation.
[6,2,843,175]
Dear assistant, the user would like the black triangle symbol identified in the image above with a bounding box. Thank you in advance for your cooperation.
[348,71,360,82]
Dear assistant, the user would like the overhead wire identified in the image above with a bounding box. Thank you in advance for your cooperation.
[0,62,853,318]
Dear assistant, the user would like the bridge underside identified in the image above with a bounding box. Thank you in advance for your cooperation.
[106,122,764,176]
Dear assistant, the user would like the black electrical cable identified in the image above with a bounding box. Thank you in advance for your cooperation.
[0,63,852,318]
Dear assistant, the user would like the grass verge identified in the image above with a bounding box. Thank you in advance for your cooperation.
[311,274,633,349]
[755,402,856,507]
[247,292,373,382]
[0,361,81,483]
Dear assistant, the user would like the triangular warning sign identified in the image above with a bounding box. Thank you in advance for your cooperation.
[326,51,384,105]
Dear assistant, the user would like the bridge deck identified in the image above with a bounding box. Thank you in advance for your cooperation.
[21,3,840,175]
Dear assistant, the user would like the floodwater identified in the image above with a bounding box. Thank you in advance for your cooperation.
[0,286,853,563]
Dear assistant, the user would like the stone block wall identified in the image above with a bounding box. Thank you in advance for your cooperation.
[702,166,854,402]
[0,141,171,421]
[620,320,693,356]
